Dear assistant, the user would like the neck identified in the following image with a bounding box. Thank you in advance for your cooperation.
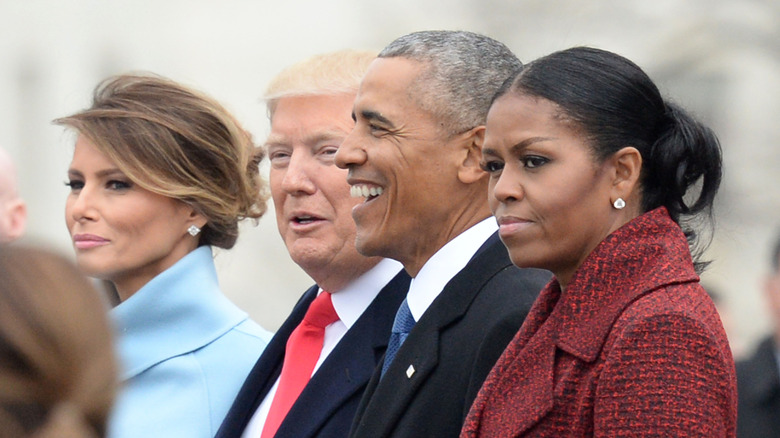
[402,209,491,278]
[309,256,383,293]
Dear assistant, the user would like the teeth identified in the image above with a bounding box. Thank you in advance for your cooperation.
[351,185,383,198]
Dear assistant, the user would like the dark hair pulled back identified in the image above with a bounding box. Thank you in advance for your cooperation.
[495,46,723,271]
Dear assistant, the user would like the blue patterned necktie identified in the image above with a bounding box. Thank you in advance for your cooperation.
[381,298,416,377]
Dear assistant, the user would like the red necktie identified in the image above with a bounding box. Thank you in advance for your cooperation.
[261,291,339,438]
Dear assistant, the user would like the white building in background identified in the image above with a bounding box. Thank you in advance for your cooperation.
[1,0,777,355]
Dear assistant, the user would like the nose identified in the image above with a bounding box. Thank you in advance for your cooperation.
[491,169,523,204]
[280,151,317,196]
[334,129,366,170]
[67,186,98,224]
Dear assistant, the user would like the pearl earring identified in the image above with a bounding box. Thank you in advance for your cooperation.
[187,225,201,236]
[613,198,626,210]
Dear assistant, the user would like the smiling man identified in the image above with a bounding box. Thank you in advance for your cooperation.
[216,50,410,438]
[335,31,550,438]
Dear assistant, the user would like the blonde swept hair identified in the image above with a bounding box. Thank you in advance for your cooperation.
[264,49,377,117]
[54,74,268,249]
[0,245,116,438]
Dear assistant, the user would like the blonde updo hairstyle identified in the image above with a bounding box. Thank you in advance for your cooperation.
[0,245,116,438]
[55,74,268,249]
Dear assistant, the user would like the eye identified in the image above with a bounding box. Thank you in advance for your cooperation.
[479,159,504,174]
[368,124,386,136]
[521,155,549,169]
[107,180,132,190]
[319,146,339,156]
[317,145,339,164]
[268,149,291,167]
[64,180,84,191]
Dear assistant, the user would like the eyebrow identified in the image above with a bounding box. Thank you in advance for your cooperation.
[67,168,126,179]
[358,109,395,129]
[482,137,555,157]
[265,129,349,149]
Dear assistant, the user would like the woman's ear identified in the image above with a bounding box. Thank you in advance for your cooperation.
[610,146,642,198]
[186,206,208,230]
[457,126,487,185]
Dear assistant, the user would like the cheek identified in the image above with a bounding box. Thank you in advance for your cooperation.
[487,180,499,214]
[64,202,73,229]
[121,203,172,240]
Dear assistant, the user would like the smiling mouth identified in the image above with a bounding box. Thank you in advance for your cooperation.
[350,184,384,202]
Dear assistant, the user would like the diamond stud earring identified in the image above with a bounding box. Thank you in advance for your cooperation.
[187,225,201,236]
[613,198,626,210]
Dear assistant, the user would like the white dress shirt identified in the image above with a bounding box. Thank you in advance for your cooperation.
[406,217,497,321]
[242,258,403,437]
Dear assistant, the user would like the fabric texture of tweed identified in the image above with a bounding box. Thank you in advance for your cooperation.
[461,207,737,437]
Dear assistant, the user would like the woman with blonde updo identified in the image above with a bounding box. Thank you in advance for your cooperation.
[0,244,116,438]
[55,74,272,438]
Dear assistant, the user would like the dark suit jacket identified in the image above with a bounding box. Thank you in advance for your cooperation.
[216,270,411,438]
[462,208,737,437]
[349,232,550,438]
[737,336,780,438]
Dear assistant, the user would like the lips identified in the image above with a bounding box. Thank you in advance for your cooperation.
[496,215,533,238]
[72,233,110,250]
[287,209,326,229]
[293,214,323,224]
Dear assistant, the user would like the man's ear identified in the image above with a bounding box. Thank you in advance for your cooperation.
[457,126,487,185]
[609,146,642,201]
[0,199,26,242]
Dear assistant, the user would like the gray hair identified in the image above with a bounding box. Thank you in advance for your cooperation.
[379,30,522,134]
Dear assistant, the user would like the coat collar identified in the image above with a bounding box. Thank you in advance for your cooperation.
[553,207,700,362]
[277,270,410,437]
[469,208,700,436]
[358,234,510,435]
[111,246,248,380]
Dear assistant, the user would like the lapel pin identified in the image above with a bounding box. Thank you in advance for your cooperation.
[406,364,415,378]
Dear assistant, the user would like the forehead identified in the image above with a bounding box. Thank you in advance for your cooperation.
[268,94,356,143]
[71,135,114,165]
[354,57,424,113]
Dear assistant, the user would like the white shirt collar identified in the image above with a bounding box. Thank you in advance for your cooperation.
[406,217,497,321]
[325,257,404,329]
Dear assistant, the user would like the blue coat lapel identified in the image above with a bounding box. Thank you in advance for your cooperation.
[215,286,318,438]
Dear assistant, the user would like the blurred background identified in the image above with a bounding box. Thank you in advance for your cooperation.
[1,0,777,359]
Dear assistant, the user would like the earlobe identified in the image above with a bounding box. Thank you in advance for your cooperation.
[457,126,487,185]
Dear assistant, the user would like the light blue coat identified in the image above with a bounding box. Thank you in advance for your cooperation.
[109,246,271,438]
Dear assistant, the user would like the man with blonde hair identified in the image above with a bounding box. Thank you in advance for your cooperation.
[0,146,26,243]
[217,50,410,438]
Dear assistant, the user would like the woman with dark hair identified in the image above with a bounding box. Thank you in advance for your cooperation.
[461,47,736,437]
[55,74,272,438]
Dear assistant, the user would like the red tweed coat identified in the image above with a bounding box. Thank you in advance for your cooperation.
[461,208,737,437]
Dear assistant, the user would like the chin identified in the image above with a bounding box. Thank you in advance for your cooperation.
[507,253,533,269]
[353,233,383,259]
